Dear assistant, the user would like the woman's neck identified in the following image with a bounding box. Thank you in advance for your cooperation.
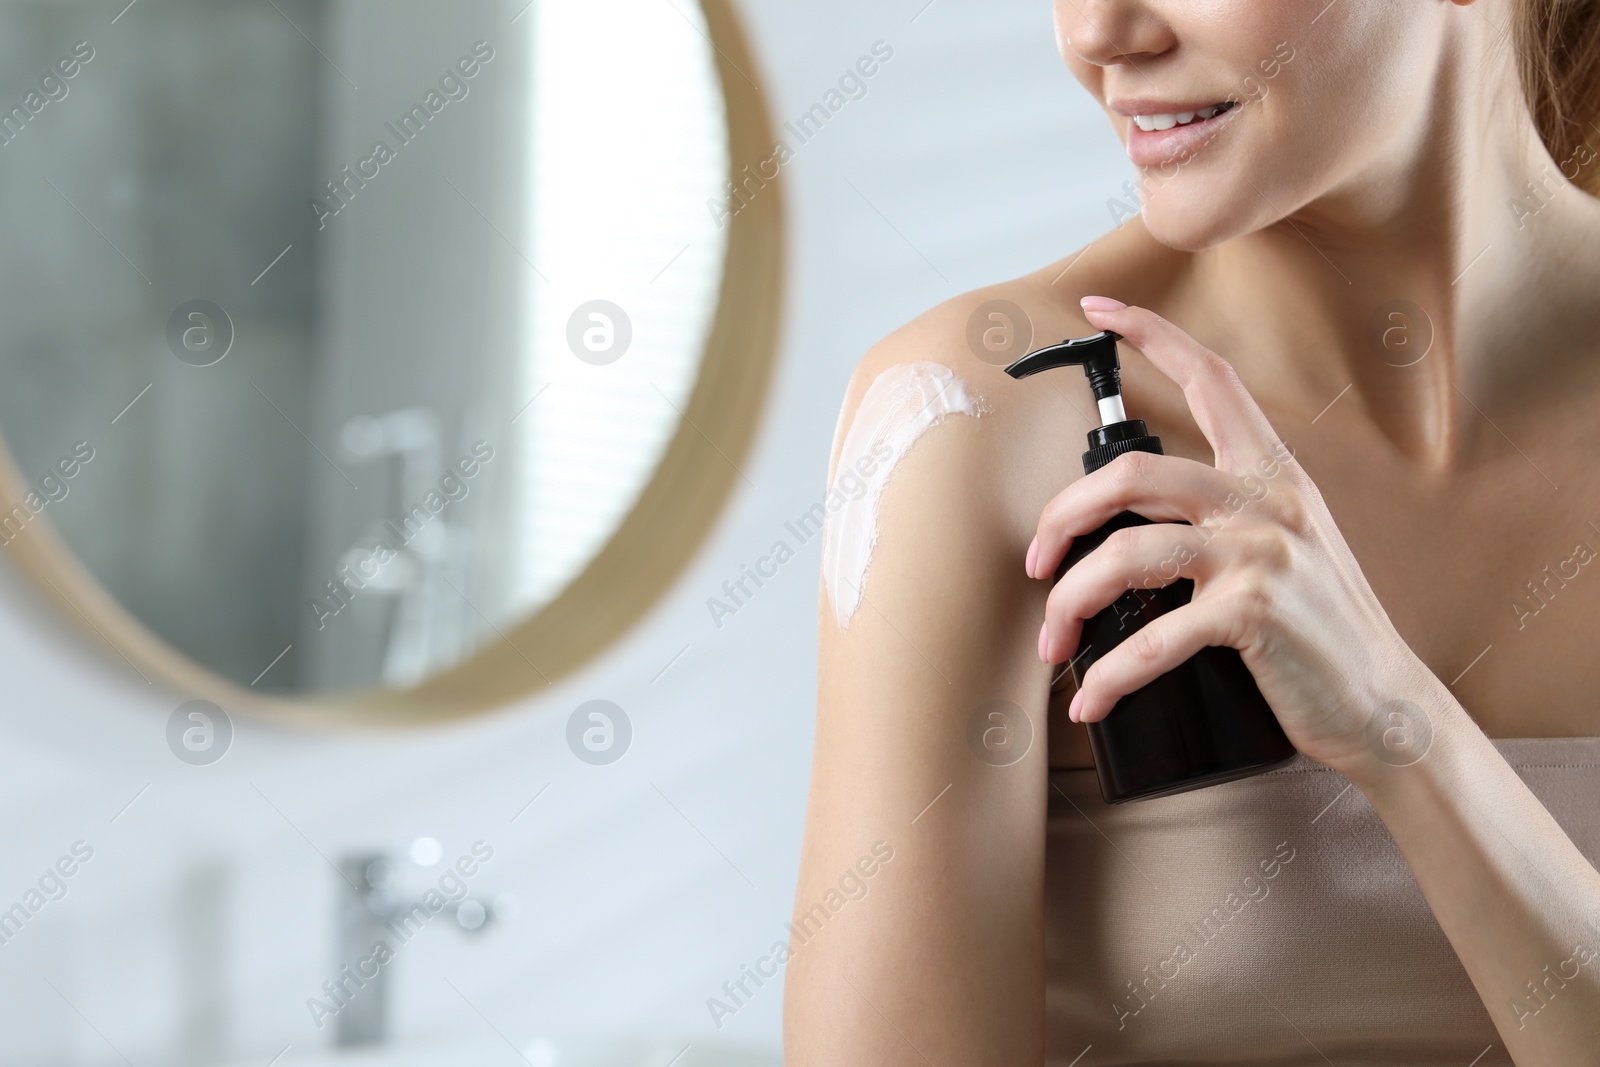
[1193,16,1600,468]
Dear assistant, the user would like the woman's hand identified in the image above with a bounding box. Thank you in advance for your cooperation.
[1029,296,1434,774]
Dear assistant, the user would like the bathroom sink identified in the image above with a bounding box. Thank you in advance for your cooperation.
[219,1035,781,1066]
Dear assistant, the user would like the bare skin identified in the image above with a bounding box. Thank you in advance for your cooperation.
[786,0,1600,1062]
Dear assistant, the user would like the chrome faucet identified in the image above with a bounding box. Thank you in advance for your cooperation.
[332,841,510,1046]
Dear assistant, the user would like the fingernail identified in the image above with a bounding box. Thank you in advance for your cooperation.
[1068,690,1084,723]
[1038,622,1050,662]
[1080,296,1127,312]
[1025,536,1039,578]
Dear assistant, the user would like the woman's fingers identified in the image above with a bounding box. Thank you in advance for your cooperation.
[1031,449,1277,580]
[1070,583,1267,723]
[1040,521,1210,663]
[1079,298,1291,473]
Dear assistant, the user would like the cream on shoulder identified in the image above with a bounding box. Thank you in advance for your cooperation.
[822,361,986,629]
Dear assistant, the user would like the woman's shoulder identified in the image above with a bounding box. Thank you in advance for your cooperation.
[828,222,1186,523]
[836,221,1184,424]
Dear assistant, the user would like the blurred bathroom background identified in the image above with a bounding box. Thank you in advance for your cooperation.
[0,0,1127,1062]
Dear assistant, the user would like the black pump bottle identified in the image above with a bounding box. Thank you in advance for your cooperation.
[1006,331,1296,803]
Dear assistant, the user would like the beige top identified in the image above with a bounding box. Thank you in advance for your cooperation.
[1045,737,1600,1065]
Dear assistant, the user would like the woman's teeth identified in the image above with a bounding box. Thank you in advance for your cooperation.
[1131,103,1231,132]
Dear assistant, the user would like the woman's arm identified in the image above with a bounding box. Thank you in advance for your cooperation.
[1346,680,1600,1060]
[783,320,1087,1065]
[1031,297,1600,1064]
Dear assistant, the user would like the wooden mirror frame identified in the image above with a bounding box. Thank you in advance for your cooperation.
[0,0,783,727]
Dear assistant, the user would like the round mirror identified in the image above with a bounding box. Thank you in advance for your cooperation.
[0,0,781,715]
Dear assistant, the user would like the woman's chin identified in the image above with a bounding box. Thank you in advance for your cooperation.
[1138,196,1253,253]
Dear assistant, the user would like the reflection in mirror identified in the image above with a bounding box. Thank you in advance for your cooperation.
[0,0,735,695]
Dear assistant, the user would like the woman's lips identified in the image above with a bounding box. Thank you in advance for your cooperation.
[1124,101,1240,168]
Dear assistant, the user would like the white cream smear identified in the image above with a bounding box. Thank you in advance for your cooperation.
[822,361,986,629]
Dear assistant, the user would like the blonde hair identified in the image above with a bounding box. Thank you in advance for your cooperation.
[1514,0,1600,193]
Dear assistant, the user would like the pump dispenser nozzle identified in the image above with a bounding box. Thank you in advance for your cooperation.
[1004,330,1127,425]
[1005,330,1164,476]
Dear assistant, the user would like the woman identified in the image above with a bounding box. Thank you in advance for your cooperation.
[786,0,1600,1063]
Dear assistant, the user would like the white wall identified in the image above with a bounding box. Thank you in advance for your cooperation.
[0,0,1129,1061]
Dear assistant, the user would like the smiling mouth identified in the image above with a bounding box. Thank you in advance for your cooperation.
[1129,101,1237,132]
